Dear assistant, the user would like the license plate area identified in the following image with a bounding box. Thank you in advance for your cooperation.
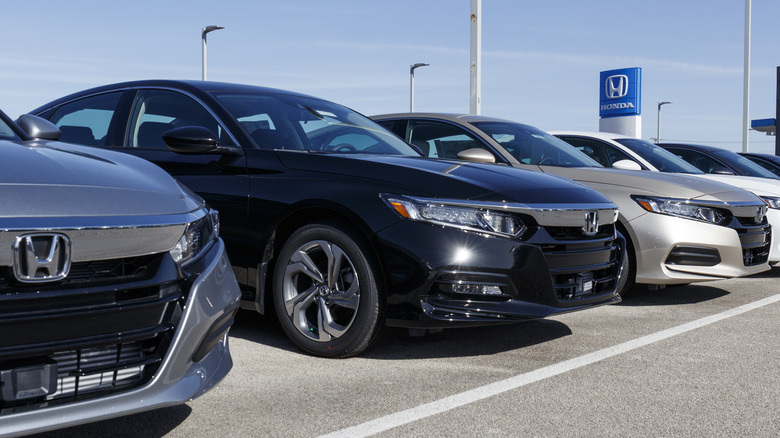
[0,360,58,402]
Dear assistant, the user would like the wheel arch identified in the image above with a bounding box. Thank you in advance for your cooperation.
[253,204,388,315]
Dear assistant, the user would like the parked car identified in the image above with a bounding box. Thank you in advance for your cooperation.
[659,142,780,179]
[28,80,625,358]
[0,112,240,437]
[739,152,780,178]
[372,113,771,295]
[553,131,780,264]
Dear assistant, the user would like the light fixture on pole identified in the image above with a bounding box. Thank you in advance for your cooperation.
[202,25,225,81]
[656,101,672,143]
[410,63,429,112]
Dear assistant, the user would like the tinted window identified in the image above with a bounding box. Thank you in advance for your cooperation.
[561,136,640,168]
[472,122,600,167]
[407,121,491,159]
[49,92,122,146]
[664,148,728,174]
[709,149,779,179]
[127,90,233,149]
[615,139,703,173]
[215,92,419,155]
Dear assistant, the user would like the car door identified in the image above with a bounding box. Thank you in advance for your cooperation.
[43,88,254,287]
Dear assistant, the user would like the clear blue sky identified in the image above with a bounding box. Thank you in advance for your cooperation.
[1,0,778,152]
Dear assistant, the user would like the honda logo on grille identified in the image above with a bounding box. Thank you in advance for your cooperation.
[13,233,71,283]
[605,75,628,99]
[583,211,600,236]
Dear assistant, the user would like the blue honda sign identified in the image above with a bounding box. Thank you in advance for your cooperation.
[599,67,641,117]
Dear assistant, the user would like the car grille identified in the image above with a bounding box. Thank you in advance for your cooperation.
[537,223,622,301]
[0,253,183,411]
[732,218,771,267]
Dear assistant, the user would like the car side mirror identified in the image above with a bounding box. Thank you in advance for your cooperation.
[612,159,643,171]
[710,166,735,175]
[163,126,236,155]
[456,148,496,164]
[16,114,61,140]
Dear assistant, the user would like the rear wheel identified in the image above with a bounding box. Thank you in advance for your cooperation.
[272,222,384,358]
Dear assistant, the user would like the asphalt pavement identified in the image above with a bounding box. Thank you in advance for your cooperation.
[32,266,780,437]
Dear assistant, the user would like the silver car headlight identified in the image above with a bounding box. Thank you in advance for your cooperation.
[633,196,726,225]
[382,194,526,237]
[171,208,220,266]
[761,196,780,210]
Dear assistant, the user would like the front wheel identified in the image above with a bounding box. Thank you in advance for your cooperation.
[272,222,384,358]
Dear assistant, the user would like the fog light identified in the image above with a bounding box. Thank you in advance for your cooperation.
[451,283,503,295]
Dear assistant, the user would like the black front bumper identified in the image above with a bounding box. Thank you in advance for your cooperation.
[376,221,623,328]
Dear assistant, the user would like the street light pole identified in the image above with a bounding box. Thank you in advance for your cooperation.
[656,101,672,143]
[409,63,429,112]
[202,25,225,81]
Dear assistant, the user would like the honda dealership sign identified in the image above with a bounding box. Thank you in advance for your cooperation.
[599,67,642,137]
[600,67,641,117]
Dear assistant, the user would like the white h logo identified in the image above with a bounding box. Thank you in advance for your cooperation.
[605,75,629,99]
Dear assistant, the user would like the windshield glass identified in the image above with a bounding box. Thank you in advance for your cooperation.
[214,92,420,156]
[472,121,601,167]
[615,138,703,174]
[710,149,780,179]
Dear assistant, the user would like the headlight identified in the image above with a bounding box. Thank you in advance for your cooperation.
[171,208,220,266]
[633,196,726,224]
[382,194,526,237]
[761,196,780,210]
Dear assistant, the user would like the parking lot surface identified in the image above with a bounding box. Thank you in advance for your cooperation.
[34,266,780,437]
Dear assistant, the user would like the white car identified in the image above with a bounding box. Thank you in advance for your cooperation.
[553,131,780,263]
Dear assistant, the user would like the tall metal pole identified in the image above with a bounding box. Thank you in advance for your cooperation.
[410,63,429,112]
[470,0,482,115]
[742,0,751,152]
[202,25,225,81]
[657,101,671,143]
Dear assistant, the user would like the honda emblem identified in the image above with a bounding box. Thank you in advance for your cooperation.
[583,211,599,236]
[605,75,628,99]
[13,233,71,283]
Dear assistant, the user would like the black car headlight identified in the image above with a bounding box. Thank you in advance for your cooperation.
[761,196,780,210]
[633,196,727,225]
[382,194,526,237]
[171,208,220,266]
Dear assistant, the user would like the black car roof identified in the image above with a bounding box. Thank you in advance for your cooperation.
[29,79,320,114]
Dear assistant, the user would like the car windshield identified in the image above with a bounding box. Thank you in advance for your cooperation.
[710,148,780,179]
[214,92,420,156]
[472,121,601,167]
[615,138,703,174]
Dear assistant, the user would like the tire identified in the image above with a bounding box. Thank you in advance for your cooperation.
[272,222,384,358]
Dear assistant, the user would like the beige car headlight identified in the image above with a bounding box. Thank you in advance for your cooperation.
[633,196,727,225]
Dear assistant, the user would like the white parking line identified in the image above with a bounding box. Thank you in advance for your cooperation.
[317,294,780,438]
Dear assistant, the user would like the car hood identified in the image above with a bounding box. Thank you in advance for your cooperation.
[0,140,204,218]
[275,152,614,205]
[685,173,780,198]
[535,166,762,203]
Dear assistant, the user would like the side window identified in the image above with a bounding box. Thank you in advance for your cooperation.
[561,136,638,167]
[669,149,724,173]
[49,92,122,147]
[127,89,233,149]
[408,121,490,159]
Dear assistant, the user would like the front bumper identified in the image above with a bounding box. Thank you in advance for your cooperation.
[376,220,623,328]
[0,239,241,437]
[628,212,770,284]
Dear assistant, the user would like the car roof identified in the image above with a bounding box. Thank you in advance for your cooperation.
[29,79,320,114]
[657,142,726,153]
[549,131,631,142]
[372,112,521,125]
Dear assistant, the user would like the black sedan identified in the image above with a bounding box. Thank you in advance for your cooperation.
[28,80,623,357]
[659,142,780,179]
[739,152,780,178]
